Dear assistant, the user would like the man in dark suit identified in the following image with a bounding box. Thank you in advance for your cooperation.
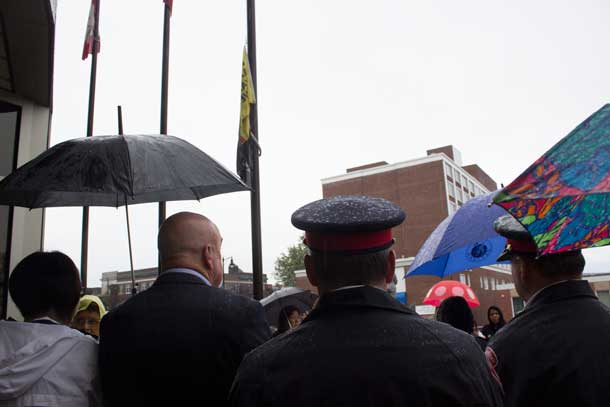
[230,196,503,407]
[486,215,610,407]
[99,212,270,406]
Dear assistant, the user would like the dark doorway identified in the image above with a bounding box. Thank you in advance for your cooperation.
[0,100,20,319]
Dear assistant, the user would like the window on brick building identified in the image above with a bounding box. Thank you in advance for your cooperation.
[459,273,466,284]
[449,202,457,215]
[597,290,610,307]
[479,276,483,288]
[447,182,455,197]
[483,277,489,290]
[513,297,525,314]
[445,162,453,179]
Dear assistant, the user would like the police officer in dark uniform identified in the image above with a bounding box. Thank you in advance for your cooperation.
[230,195,503,407]
[487,215,610,407]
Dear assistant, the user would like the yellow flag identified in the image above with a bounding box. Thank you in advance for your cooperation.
[239,47,256,144]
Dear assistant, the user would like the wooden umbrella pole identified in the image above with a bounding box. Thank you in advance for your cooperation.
[125,203,136,295]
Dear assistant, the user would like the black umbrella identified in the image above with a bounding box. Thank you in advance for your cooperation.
[0,134,249,208]
[260,287,318,327]
[0,134,249,290]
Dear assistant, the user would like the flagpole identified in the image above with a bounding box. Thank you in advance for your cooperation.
[81,0,101,291]
[247,0,264,300]
[158,0,171,272]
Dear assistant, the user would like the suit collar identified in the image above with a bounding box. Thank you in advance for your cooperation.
[308,285,414,319]
[155,270,210,286]
[523,279,596,310]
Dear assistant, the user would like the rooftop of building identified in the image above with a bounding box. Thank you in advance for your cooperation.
[321,145,497,192]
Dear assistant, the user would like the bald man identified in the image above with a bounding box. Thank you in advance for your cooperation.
[99,212,270,407]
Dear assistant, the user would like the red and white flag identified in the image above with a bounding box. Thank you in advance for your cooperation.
[82,0,100,60]
[164,0,173,16]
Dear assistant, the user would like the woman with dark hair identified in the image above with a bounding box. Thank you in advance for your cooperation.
[437,296,487,350]
[0,251,101,406]
[273,305,301,337]
[481,305,506,340]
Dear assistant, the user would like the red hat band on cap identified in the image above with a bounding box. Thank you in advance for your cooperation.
[304,229,393,252]
[507,238,538,254]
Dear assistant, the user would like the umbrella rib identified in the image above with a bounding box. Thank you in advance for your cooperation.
[119,135,136,198]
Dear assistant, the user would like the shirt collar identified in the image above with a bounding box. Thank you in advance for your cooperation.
[331,284,367,292]
[31,317,61,325]
[163,268,211,286]
[331,284,388,293]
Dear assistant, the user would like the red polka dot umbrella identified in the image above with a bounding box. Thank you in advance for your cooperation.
[423,280,480,308]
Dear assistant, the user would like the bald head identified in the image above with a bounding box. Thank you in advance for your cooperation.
[158,212,223,285]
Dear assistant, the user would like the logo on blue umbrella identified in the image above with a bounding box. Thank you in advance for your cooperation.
[466,240,493,262]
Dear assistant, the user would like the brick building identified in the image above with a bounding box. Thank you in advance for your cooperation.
[314,145,514,323]
[99,262,272,310]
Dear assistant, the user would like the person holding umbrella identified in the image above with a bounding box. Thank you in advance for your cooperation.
[437,296,488,350]
[273,305,302,337]
[98,212,270,407]
[230,196,502,407]
[486,215,610,407]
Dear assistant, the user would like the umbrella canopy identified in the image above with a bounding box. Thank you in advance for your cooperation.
[423,280,480,308]
[494,104,610,255]
[407,192,509,278]
[260,287,318,327]
[0,134,249,208]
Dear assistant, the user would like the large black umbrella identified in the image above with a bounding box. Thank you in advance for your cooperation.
[0,134,249,290]
[260,287,318,328]
[0,134,248,208]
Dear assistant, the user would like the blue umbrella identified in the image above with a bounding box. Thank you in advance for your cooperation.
[407,191,509,278]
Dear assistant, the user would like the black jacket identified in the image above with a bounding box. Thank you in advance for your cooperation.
[99,271,270,407]
[487,280,610,407]
[230,286,503,407]
[481,323,504,340]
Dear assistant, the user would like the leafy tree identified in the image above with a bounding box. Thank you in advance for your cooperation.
[274,237,307,287]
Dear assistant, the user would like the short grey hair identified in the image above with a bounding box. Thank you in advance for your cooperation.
[309,249,391,289]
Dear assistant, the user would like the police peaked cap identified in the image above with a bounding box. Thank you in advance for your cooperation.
[291,195,406,254]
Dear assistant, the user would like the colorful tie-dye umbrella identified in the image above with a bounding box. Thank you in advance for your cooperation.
[494,104,610,255]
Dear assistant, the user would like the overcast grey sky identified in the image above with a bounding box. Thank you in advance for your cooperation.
[44,0,610,287]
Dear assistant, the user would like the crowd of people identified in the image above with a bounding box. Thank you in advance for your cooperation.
[1,195,610,407]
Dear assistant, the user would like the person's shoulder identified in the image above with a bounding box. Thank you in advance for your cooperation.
[208,287,263,309]
[70,332,99,355]
[413,318,485,354]
[408,315,463,336]
[237,324,292,367]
